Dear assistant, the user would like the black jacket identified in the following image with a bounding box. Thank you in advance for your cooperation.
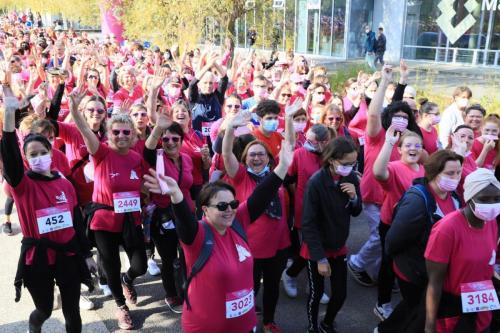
[301,167,362,261]
[385,178,461,286]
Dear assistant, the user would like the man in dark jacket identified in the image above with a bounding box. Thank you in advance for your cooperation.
[375,26,387,67]
[364,25,376,70]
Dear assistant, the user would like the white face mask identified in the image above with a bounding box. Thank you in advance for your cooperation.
[313,94,325,104]
[471,200,500,221]
[335,164,353,177]
[482,134,498,141]
[456,98,469,109]
[28,154,52,173]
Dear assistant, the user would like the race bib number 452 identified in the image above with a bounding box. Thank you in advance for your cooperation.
[36,204,73,234]
[113,191,141,213]
[461,280,500,313]
[225,288,254,319]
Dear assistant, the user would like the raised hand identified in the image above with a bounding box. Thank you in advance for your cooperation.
[68,87,88,112]
[278,141,294,169]
[385,125,400,146]
[118,99,132,114]
[151,67,169,90]
[399,59,409,83]
[156,112,173,130]
[285,97,303,117]
[229,109,251,129]
[381,64,393,82]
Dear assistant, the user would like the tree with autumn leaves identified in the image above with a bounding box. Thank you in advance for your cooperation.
[1,0,251,48]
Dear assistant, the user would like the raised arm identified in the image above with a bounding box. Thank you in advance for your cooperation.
[68,88,99,155]
[222,112,249,178]
[367,64,392,138]
[47,82,65,120]
[284,98,303,147]
[373,125,399,181]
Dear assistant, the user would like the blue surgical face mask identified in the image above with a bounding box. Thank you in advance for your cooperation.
[247,165,269,177]
[303,140,318,153]
[262,119,279,132]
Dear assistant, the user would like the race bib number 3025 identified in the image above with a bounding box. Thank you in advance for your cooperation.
[461,280,500,313]
[225,288,254,319]
[113,191,141,213]
[36,204,73,234]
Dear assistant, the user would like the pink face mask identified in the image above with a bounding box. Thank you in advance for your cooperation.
[335,164,353,177]
[437,175,459,192]
[28,154,52,173]
[431,115,441,126]
[483,134,498,141]
[471,200,500,221]
[293,121,307,133]
[391,116,409,132]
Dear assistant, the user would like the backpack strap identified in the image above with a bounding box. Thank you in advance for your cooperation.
[412,184,437,225]
[230,219,248,243]
[184,222,214,309]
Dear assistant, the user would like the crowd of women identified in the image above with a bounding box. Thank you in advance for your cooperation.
[0,11,499,333]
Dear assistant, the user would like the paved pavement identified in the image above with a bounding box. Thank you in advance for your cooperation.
[0,188,394,333]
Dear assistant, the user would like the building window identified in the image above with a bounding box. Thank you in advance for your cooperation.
[347,0,374,58]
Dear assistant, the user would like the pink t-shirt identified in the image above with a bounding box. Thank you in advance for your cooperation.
[112,85,144,108]
[378,160,424,225]
[181,203,256,333]
[90,143,147,232]
[420,126,440,155]
[287,147,322,229]
[225,164,289,258]
[181,129,206,187]
[361,129,401,205]
[425,211,497,333]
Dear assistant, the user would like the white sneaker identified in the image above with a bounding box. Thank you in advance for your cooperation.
[99,283,112,297]
[53,287,61,310]
[281,270,297,298]
[147,258,161,276]
[320,292,330,304]
[374,302,393,321]
[80,295,95,310]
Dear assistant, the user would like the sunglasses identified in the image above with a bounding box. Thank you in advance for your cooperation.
[86,107,105,114]
[111,129,132,136]
[281,93,292,98]
[226,104,241,109]
[162,136,181,143]
[208,200,240,211]
[132,112,147,118]
[87,75,99,80]
[248,151,266,158]
[328,116,342,122]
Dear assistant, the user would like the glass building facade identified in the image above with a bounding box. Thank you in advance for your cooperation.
[209,0,500,66]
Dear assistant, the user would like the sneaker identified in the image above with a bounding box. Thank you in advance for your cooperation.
[263,322,282,333]
[121,273,137,305]
[320,293,330,304]
[116,305,134,330]
[53,288,61,310]
[347,260,375,287]
[374,302,393,321]
[281,270,298,298]
[99,283,112,297]
[165,296,183,314]
[147,258,161,276]
[2,222,12,235]
[319,321,338,333]
[80,295,95,310]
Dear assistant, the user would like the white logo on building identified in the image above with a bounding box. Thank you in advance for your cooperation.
[436,0,479,44]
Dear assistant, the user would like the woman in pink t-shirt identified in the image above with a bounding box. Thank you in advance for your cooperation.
[472,115,499,171]
[373,128,425,320]
[425,168,500,333]
[418,99,441,155]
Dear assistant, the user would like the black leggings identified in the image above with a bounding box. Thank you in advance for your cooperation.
[5,196,14,215]
[306,255,347,331]
[253,249,288,324]
[24,256,82,333]
[286,228,307,278]
[377,222,395,305]
[94,227,147,306]
[151,226,179,298]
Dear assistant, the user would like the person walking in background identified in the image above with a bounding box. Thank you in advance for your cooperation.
[364,25,376,71]
[375,25,386,67]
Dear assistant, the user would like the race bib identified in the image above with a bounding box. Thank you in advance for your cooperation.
[225,288,254,319]
[460,280,500,313]
[113,191,141,213]
[36,204,73,234]
[201,122,213,136]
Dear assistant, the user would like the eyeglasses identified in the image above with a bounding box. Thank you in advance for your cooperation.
[86,107,105,114]
[248,151,266,158]
[226,104,241,109]
[208,200,240,211]
[162,136,181,143]
[281,93,292,98]
[87,75,98,80]
[132,112,147,118]
[111,129,132,136]
[328,116,342,122]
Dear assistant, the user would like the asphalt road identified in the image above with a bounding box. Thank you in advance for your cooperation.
[0,189,395,333]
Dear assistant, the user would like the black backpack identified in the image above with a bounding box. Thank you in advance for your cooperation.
[174,220,248,310]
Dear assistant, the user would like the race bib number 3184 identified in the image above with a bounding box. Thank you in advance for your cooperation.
[460,280,500,313]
